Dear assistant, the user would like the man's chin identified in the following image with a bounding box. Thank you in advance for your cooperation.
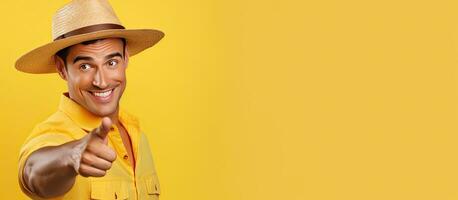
[87,105,118,117]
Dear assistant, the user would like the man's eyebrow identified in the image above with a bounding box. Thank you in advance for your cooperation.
[105,52,123,60]
[72,52,122,64]
[73,56,94,64]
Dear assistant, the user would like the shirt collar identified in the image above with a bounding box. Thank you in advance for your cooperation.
[58,93,140,131]
[59,93,102,131]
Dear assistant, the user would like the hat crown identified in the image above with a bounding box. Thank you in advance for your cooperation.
[52,0,122,40]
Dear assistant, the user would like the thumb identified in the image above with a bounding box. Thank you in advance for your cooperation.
[92,117,112,139]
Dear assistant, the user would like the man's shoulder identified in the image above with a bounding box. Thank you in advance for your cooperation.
[19,110,77,157]
[33,110,74,131]
[25,110,79,142]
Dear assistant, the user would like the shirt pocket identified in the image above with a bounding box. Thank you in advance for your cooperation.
[144,175,161,198]
[91,181,129,200]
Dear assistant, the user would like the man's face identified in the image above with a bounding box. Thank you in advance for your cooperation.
[57,38,128,117]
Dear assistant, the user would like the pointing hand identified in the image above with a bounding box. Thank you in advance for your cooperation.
[72,117,117,177]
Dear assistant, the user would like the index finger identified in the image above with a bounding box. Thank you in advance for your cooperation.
[92,117,112,139]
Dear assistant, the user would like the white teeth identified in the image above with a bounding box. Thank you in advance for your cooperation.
[93,90,112,97]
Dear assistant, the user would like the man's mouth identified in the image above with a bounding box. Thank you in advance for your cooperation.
[88,88,115,103]
[93,90,112,97]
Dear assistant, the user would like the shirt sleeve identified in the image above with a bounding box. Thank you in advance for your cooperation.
[18,130,74,199]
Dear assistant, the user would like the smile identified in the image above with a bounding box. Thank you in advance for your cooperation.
[88,88,115,103]
[93,90,112,97]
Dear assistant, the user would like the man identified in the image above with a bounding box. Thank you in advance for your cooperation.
[15,0,164,199]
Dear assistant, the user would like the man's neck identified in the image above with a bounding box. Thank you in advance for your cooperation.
[108,109,121,127]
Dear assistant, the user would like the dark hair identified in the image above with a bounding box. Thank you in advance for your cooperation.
[56,38,126,68]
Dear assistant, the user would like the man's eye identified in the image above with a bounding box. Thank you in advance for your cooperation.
[108,60,118,67]
[80,64,91,71]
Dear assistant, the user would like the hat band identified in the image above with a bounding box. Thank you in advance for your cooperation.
[54,23,125,41]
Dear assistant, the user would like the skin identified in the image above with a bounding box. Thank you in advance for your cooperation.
[22,38,136,198]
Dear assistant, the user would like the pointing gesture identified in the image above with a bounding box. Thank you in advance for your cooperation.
[73,117,117,177]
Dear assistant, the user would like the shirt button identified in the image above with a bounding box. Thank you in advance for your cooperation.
[123,155,128,160]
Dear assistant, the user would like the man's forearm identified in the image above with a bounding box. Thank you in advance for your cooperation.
[22,118,114,198]
[22,140,81,198]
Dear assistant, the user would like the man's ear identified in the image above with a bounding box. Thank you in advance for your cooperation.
[54,55,68,81]
[124,46,129,68]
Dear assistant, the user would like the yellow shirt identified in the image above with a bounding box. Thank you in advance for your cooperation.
[18,94,161,200]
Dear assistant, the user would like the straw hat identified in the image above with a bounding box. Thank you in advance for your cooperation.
[15,0,164,74]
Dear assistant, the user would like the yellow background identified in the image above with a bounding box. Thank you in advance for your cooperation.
[2,0,458,199]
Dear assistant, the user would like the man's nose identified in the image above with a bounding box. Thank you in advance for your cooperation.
[92,67,108,89]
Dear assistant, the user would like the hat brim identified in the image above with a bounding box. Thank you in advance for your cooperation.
[15,29,164,74]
